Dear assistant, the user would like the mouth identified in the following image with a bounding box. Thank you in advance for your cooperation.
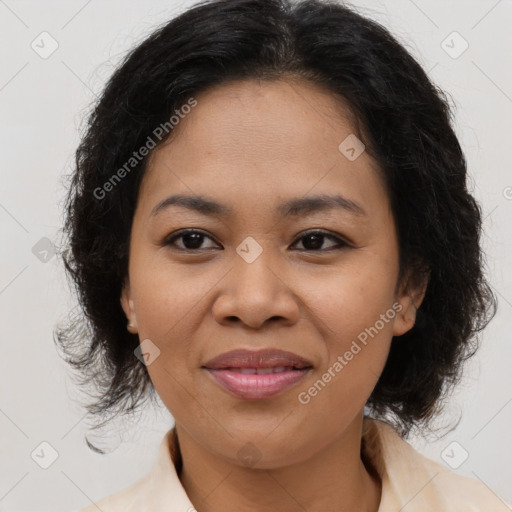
[213,366,308,374]
[204,367,312,400]
[202,349,313,400]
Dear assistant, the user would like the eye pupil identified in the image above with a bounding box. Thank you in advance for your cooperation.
[183,232,204,249]
[302,234,323,250]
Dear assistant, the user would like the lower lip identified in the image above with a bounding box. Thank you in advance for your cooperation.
[204,368,311,400]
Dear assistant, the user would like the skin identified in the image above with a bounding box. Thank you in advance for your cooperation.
[121,77,427,512]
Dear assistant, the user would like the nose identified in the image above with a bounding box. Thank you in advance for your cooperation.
[211,248,301,330]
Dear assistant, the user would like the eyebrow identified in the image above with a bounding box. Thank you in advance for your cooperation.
[150,193,367,219]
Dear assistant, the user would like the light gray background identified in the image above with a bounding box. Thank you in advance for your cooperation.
[1,0,511,510]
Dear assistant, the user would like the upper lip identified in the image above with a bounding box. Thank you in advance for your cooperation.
[202,349,313,370]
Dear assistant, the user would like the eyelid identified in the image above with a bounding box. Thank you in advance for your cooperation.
[292,229,352,248]
[162,228,352,251]
[162,228,220,249]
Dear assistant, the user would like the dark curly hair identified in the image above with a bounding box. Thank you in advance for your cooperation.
[55,0,497,446]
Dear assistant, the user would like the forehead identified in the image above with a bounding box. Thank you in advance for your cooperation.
[161,78,360,161]
[138,78,386,217]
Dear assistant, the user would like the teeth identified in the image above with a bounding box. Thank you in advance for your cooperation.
[239,368,257,374]
[256,367,274,374]
[231,367,293,374]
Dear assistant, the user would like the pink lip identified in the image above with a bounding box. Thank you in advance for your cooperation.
[202,348,313,370]
[205,367,311,399]
[202,348,313,400]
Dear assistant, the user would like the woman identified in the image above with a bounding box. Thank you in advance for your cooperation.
[56,0,509,510]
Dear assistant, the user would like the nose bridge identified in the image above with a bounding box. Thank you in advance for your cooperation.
[232,236,283,301]
[212,237,299,328]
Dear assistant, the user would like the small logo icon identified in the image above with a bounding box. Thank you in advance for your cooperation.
[31,441,59,469]
[441,441,469,469]
[32,237,56,263]
[31,32,59,59]
[236,236,263,264]
[338,134,365,161]
[237,442,262,467]
[134,339,161,365]
[441,31,469,59]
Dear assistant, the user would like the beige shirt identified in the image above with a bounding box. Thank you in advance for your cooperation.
[76,418,510,511]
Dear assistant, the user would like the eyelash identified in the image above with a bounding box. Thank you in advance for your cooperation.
[162,228,351,253]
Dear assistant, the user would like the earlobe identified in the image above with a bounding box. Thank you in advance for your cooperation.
[392,268,429,337]
[392,293,419,337]
[120,277,138,333]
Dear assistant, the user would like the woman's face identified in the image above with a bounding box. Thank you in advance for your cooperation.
[121,78,423,467]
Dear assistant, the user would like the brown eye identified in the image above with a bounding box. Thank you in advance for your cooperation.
[291,230,348,251]
[162,228,350,253]
[163,229,219,251]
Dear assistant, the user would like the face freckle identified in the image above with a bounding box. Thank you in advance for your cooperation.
[120,77,422,469]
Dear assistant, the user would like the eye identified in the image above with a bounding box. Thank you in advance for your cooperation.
[290,230,349,251]
[163,229,219,251]
[162,229,349,252]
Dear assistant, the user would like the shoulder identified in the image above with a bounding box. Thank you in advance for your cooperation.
[364,418,510,512]
[410,450,509,511]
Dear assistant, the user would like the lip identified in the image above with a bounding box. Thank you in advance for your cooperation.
[202,348,313,370]
[202,349,313,400]
[205,368,311,399]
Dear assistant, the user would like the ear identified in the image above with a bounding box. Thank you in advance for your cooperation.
[120,276,138,334]
[392,264,429,337]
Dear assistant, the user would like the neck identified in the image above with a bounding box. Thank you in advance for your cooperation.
[174,416,381,512]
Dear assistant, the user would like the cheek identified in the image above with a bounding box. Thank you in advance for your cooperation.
[294,250,397,412]
[130,252,216,344]
[294,307,393,444]
[129,255,222,419]
[303,246,399,340]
